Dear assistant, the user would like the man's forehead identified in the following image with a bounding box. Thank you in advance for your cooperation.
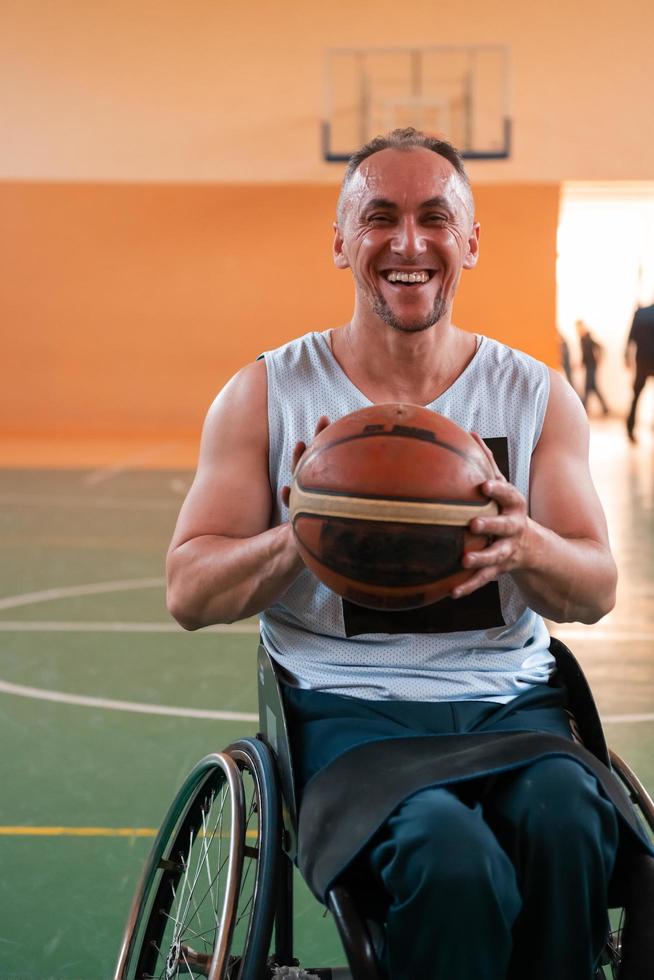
[352,147,461,205]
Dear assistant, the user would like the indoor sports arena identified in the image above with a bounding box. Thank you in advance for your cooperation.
[1,3,653,979]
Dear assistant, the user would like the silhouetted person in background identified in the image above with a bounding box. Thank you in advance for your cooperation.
[576,319,609,415]
[625,303,654,443]
[557,331,576,391]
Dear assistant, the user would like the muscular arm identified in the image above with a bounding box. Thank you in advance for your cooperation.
[453,369,617,623]
[166,360,303,629]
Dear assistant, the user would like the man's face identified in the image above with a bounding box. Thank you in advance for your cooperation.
[334,147,479,333]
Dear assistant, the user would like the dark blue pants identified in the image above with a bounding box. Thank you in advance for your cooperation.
[366,758,618,979]
[284,685,620,980]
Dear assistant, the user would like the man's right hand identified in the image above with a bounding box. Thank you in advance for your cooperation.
[281,416,330,508]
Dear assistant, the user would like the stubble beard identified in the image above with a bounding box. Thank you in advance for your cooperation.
[372,290,448,334]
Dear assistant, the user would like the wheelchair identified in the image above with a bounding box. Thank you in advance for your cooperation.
[115,637,654,980]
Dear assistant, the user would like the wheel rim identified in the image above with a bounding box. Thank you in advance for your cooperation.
[118,752,245,980]
[226,764,261,972]
[161,769,241,979]
[224,743,276,979]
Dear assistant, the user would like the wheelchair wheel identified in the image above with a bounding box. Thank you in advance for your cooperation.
[224,737,282,980]
[596,749,654,979]
[115,751,246,979]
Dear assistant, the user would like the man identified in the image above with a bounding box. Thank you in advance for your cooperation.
[167,129,622,980]
[557,329,576,391]
[576,319,609,415]
[625,302,654,442]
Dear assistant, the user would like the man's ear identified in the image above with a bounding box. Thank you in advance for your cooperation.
[462,222,480,270]
[333,221,350,270]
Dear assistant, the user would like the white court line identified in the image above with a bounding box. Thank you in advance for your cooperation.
[169,477,190,496]
[84,442,184,485]
[554,629,654,642]
[0,577,165,611]
[0,493,177,511]
[0,676,648,724]
[0,620,259,633]
[0,619,642,641]
[604,713,654,724]
[0,679,258,722]
[2,583,649,641]
[0,582,648,721]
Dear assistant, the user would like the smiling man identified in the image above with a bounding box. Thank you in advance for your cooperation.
[334,137,477,337]
[166,129,634,980]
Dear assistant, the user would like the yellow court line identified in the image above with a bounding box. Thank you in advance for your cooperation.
[0,826,259,839]
[0,826,157,837]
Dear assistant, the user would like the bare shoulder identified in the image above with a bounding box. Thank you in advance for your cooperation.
[530,367,608,542]
[198,358,269,466]
[170,358,272,547]
[536,367,589,456]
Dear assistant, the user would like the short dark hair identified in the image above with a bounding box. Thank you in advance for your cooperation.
[336,127,473,223]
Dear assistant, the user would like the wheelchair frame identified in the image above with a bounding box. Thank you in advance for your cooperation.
[115,638,654,980]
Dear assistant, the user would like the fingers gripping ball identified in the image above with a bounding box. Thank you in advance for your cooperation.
[289,404,498,610]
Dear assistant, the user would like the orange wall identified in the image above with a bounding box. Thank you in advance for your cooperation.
[461,184,560,358]
[2,0,653,183]
[0,181,559,436]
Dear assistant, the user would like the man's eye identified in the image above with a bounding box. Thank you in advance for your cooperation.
[368,214,394,223]
[425,213,447,224]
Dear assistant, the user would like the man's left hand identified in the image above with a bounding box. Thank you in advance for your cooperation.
[451,433,532,598]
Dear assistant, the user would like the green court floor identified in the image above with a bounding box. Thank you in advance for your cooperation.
[0,418,652,978]
[0,467,345,979]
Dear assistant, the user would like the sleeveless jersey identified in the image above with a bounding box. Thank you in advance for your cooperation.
[259,330,554,703]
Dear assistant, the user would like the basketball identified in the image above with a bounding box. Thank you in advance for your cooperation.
[289,403,498,610]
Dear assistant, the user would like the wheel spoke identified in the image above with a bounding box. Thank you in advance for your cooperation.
[173,828,197,946]
[235,856,256,927]
[178,806,217,942]
[199,797,218,920]
[180,851,230,938]
[181,784,231,945]
[235,893,255,930]
[181,923,222,943]
[160,910,205,944]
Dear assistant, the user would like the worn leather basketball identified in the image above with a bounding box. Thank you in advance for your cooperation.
[289,403,498,610]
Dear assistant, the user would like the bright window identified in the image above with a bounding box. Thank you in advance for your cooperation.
[557,183,654,413]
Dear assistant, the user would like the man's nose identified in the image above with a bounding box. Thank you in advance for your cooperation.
[391,217,427,257]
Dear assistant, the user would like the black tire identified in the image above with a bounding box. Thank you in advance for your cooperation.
[225,737,282,980]
[115,751,246,980]
[597,750,654,979]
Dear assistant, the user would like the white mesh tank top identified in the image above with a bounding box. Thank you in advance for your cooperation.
[259,329,554,703]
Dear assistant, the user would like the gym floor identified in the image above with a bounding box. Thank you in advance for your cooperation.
[0,415,652,979]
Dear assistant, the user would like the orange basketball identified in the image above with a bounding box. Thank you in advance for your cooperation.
[289,403,498,610]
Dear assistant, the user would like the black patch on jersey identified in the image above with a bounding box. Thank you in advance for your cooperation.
[341,436,510,636]
[343,582,505,636]
[483,437,510,481]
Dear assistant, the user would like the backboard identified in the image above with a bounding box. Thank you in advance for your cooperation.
[322,45,511,162]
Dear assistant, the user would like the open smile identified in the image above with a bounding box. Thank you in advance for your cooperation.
[380,269,436,285]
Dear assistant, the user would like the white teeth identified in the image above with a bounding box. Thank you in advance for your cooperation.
[386,270,430,283]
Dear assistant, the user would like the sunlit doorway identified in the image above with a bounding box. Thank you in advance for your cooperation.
[557,183,654,419]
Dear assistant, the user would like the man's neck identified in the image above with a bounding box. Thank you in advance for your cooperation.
[329,318,478,406]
